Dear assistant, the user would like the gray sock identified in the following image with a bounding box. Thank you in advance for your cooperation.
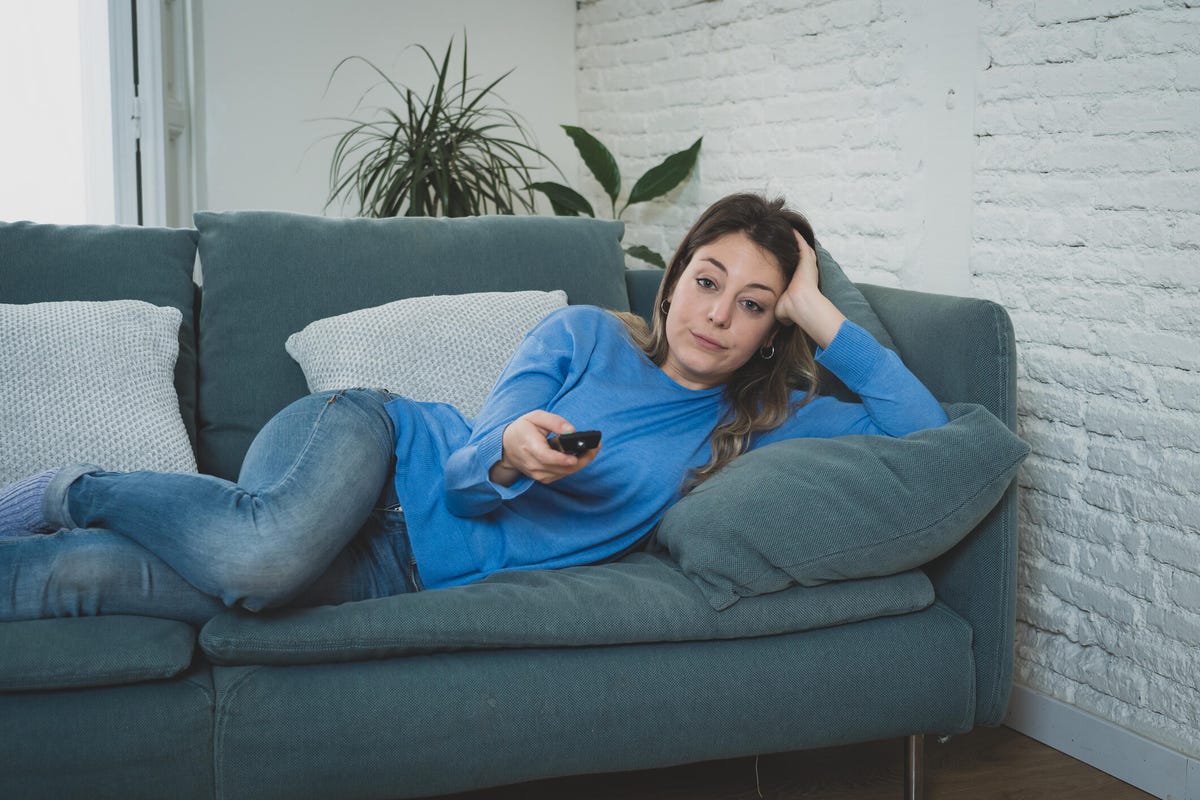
[0,469,59,535]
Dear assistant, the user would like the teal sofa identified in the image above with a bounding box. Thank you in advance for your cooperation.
[0,212,1019,800]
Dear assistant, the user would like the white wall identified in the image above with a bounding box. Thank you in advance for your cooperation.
[973,0,1200,767]
[192,0,577,215]
[576,0,982,293]
[577,0,1200,768]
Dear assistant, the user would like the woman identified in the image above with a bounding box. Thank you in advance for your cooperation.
[0,193,948,624]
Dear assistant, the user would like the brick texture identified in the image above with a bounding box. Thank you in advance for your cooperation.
[577,0,1200,759]
[975,0,1200,759]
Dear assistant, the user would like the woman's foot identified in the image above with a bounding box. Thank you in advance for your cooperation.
[0,469,59,535]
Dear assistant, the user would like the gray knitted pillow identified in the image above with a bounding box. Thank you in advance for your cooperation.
[285,290,568,418]
[0,300,197,484]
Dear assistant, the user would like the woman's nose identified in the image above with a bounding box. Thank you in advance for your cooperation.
[708,298,733,327]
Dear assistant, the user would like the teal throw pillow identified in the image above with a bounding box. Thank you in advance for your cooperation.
[652,403,1029,610]
[814,239,897,353]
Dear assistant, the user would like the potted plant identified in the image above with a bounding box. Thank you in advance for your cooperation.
[323,36,551,217]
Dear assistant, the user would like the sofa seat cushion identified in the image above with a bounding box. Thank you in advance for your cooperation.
[0,616,197,692]
[198,552,932,665]
[194,211,628,479]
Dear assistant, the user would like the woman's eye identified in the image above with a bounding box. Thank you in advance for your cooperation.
[741,299,764,314]
[696,277,716,290]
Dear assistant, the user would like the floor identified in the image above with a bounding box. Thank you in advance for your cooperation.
[434,724,1155,800]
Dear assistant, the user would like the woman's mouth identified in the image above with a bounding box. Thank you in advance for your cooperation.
[691,332,726,351]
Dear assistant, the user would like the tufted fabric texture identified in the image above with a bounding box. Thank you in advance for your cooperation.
[653,403,1029,611]
[286,290,567,418]
[0,616,196,692]
[0,300,197,484]
[198,552,934,665]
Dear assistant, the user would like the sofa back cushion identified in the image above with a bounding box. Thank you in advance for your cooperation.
[0,221,200,446]
[193,212,628,479]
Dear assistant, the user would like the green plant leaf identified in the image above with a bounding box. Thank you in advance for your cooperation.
[622,137,703,214]
[562,125,620,206]
[529,182,595,217]
[624,244,666,269]
[321,36,554,217]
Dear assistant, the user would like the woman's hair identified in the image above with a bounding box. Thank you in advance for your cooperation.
[614,192,821,489]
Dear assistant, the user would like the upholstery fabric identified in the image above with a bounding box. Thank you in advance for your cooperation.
[209,605,974,800]
[286,290,567,418]
[862,284,1021,727]
[654,403,1029,610]
[199,552,933,665]
[0,616,196,692]
[814,241,897,351]
[0,300,197,483]
[194,211,627,479]
[0,664,213,800]
[0,220,200,446]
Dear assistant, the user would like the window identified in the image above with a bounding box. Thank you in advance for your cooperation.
[0,0,192,227]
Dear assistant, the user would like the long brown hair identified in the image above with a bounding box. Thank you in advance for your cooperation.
[615,193,821,489]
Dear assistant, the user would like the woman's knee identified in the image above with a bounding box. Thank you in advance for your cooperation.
[203,545,323,611]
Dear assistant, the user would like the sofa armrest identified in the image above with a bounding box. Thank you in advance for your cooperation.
[858,285,1017,427]
[859,284,1019,727]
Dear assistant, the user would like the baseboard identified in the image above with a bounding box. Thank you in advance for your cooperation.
[1004,684,1199,800]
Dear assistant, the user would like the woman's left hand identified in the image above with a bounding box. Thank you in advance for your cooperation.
[774,232,847,350]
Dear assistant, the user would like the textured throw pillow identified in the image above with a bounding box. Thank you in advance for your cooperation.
[814,239,898,353]
[286,290,568,418]
[652,404,1030,610]
[0,300,198,484]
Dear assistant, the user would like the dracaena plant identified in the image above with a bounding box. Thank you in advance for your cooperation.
[324,37,550,218]
[531,127,702,268]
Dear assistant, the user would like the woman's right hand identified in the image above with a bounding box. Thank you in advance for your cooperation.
[490,410,601,486]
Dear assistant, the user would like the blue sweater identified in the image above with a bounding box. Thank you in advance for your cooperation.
[386,305,948,589]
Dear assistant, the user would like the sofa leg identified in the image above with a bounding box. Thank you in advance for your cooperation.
[904,733,925,800]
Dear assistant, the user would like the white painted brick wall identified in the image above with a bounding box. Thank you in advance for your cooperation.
[975,0,1200,759]
[578,0,1200,760]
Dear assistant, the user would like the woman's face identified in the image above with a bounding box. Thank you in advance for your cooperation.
[662,231,787,390]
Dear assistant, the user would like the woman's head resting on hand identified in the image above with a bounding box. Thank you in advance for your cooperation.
[622,192,822,487]
[643,192,819,389]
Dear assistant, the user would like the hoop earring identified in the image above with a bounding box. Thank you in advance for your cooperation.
[660,299,671,316]
[759,344,775,360]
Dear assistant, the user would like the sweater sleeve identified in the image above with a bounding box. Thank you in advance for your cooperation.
[442,312,578,518]
[755,320,949,446]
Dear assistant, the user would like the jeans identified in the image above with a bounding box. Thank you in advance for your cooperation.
[0,389,420,625]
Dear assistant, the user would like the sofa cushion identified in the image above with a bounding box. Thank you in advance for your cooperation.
[286,289,567,418]
[198,552,933,665]
[653,403,1030,610]
[0,616,196,691]
[0,300,197,484]
[0,220,200,447]
[0,663,214,800]
[194,212,628,479]
[205,606,973,800]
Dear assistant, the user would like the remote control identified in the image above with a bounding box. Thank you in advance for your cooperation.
[547,430,602,455]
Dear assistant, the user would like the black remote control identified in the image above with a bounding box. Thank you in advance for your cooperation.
[547,430,602,455]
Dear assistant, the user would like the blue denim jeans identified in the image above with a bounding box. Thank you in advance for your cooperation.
[0,389,420,625]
